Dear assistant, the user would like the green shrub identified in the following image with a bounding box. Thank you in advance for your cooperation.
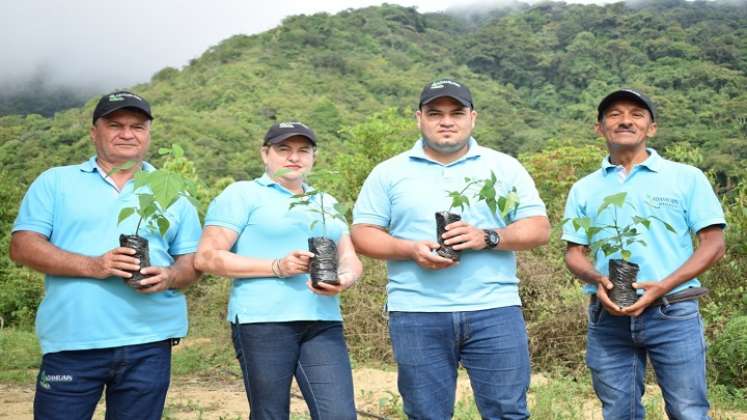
[710,315,747,388]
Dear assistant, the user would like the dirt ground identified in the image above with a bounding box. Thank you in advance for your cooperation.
[2,370,745,419]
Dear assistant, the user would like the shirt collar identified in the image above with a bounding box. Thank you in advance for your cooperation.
[407,137,482,166]
[601,148,662,175]
[80,156,155,173]
[255,172,312,195]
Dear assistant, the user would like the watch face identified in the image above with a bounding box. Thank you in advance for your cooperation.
[485,229,499,248]
[489,231,499,246]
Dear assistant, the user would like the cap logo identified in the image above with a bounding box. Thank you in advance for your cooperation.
[108,92,143,102]
[278,121,309,129]
[430,80,461,89]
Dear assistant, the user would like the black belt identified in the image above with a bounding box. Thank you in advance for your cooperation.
[590,287,709,307]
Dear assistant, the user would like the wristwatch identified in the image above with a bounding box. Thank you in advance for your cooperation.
[483,229,501,249]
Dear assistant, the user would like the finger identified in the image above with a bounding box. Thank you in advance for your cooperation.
[420,252,453,264]
[112,254,140,264]
[293,250,316,258]
[112,269,134,278]
[113,262,142,272]
[113,247,138,255]
[136,277,163,288]
[442,227,467,239]
[314,281,342,292]
[423,241,442,251]
[444,221,466,230]
[306,281,338,295]
[139,266,163,276]
[451,237,479,250]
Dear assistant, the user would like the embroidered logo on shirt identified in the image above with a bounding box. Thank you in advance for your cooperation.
[645,194,680,210]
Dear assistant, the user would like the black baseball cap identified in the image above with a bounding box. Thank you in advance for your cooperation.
[93,91,153,124]
[597,88,656,122]
[263,122,317,146]
[419,79,473,109]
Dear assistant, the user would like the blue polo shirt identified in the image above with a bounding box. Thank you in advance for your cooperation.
[204,174,348,324]
[562,148,725,295]
[353,138,547,312]
[13,156,201,355]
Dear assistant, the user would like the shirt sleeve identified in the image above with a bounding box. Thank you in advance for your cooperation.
[561,183,590,245]
[204,182,255,233]
[508,161,547,222]
[168,197,202,256]
[685,168,726,233]
[12,169,57,237]
[352,165,391,228]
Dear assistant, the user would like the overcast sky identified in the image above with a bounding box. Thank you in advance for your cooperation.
[0,0,615,96]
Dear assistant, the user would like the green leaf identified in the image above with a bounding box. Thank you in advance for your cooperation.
[601,243,617,256]
[138,193,155,212]
[623,227,638,237]
[310,220,319,231]
[621,250,632,260]
[118,207,136,224]
[498,188,520,218]
[598,191,627,213]
[650,215,677,233]
[157,216,170,236]
[633,216,651,229]
[172,144,184,158]
[273,168,293,178]
[149,170,189,212]
[586,226,602,236]
[107,160,137,177]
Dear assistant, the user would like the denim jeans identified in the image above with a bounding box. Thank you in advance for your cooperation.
[587,298,710,420]
[33,339,172,420]
[388,306,530,420]
[230,320,356,420]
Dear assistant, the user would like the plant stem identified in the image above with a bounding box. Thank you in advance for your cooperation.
[135,215,144,237]
[449,179,479,212]
[320,192,327,237]
[612,206,626,260]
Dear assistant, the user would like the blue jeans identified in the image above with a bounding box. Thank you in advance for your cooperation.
[587,298,710,420]
[230,320,356,420]
[388,306,530,420]
[33,339,173,420]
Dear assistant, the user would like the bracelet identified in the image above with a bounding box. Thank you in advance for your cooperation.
[271,259,285,278]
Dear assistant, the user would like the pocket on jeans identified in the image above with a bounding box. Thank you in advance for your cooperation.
[388,312,424,365]
[588,300,603,325]
[655,299,699,320]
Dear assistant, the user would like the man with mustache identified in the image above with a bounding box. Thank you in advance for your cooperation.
[351,79,550,419]
[10,91,201,420]
[562,89,726,419]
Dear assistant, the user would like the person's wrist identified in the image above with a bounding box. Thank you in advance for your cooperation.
[272,258,287,278]
[337,271,358,289]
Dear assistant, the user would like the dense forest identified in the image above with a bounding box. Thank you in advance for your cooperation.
[1,0,745,391]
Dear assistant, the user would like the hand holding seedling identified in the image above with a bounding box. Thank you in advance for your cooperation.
[135,265,175,293]
[91,247,141,279]
[593,275,628,316]
[621,280,668,316]
[410,240,455,270]
[442,220,487,251]
[565,191,676,308]
[276,251,314,277]
[438,171,519,260]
